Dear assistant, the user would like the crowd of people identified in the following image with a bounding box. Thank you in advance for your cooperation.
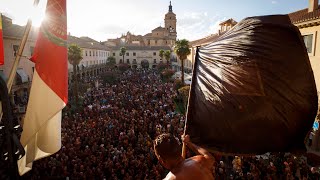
[21,69,319,179]
[25,69,184,179]
[214,153,320,179]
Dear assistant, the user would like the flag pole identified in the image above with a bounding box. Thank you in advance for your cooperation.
[7,0,40,92]
[182,126,187,158]
[182,75,190,159]
[0,0,40,122]
[181,46,200,159]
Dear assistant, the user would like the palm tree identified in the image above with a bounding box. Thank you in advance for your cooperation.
[164,50,171,67]
[159,49,164,62]
[120,47,126,63]
[174,39,191,84]
[68,44,83,106]
[107,56,116,68]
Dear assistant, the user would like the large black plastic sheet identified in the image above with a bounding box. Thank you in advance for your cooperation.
[186,15,318,155]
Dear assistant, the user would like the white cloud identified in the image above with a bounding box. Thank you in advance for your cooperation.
[271,1,278,4]
[209,18,226,33]
[66,0,165,41]
[1,0,226,42]
[177,11,225,41]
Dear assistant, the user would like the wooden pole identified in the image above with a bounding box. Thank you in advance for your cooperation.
[0,0,40,122]
[181,65,189,159]
[7,0,40,92]
[6,20,32,92]
[181,46,200,159]
[181,128,187,159]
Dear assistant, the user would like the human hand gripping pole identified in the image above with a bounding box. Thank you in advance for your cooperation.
[181,134,215,160]
[181,136,186,159]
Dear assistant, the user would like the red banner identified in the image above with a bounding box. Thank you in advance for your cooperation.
[30,0,68,103]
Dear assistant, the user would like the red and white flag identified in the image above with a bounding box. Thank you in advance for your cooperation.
[18,0,67,175]
[0,13,4,65]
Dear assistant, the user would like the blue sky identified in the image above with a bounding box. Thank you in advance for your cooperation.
[0,0,312,41]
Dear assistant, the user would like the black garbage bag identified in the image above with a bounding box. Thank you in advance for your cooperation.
[186,15,318,155]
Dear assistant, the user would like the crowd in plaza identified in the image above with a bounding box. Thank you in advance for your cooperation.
[22,69,319,179]
[214,153,320,180]
[24,69,184,179]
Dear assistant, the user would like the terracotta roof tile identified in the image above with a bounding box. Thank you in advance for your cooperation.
[1,15,110,51]
[219,18,237,26]
[80,36,99,43]
[3,23,38,40]
[190,32,224,47]
[288,5,320,24]
[111,45,171,51]
[152,26,165,32]
[68,36,111,51]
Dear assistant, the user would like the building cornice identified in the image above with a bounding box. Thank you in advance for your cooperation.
[293,19,320,28]
[3,35,36,42]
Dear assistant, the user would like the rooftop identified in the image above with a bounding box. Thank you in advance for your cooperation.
[2,23,38,41]
[219,18,237,26]
[152,26,165,32]
[79,36,99,43]
[111,45,171,51]
[289,5,320,24]
[189,33,223,47]
[68,36,111,51]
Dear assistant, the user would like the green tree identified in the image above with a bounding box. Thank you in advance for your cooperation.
[176,85,191,114]
[120,47,126,63]
[164,50,171,66]
[159,49,164,61]
[173,79,184,91]
[102,71,119,85]
[118,63,130,72]
[157,62,167,72]
[173,82,189,114]
[174,39,191,84]
[161,69,174,82]
[68,44,83,106]
[107,56,116,68]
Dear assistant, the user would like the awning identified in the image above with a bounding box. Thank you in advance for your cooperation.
[16,69,29,83]
[0,71,7,82]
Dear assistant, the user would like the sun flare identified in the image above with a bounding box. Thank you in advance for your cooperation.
[26,0,47,27]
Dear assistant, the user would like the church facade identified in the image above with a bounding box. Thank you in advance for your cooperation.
[106,2,177,47]
[106,2,177,68]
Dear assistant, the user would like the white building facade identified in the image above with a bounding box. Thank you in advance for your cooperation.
[67,36,111,72]
[111,46,171,69]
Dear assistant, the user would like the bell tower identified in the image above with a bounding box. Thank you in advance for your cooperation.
[164,1,177,40]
